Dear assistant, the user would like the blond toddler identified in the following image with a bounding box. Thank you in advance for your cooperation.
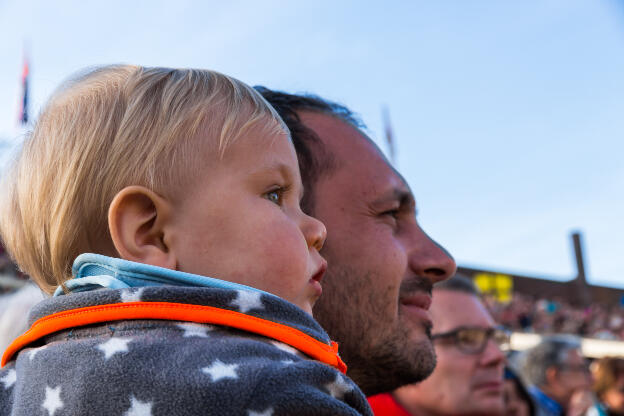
[0,66,371,415]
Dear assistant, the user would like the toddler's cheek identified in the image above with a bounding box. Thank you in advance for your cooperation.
[263,234,309,263]
[266,261,306,287]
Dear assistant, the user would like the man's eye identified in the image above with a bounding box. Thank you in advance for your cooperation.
[382,209,399,219]
[265,189,283,205]
[458,330,485,346]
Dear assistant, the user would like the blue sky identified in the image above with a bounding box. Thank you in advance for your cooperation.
[0,0,622,287]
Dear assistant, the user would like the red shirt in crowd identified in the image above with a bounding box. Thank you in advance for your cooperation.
[368,393,411,416]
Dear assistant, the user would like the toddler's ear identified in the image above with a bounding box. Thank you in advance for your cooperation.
[108,186,177,269]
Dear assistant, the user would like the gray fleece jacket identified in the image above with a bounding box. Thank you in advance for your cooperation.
[0,270,371,415]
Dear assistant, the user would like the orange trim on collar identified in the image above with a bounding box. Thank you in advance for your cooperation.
[1,301,346,373]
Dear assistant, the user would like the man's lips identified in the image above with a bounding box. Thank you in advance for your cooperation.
[472,380,503,393]
[399,293,432,310]
[399,292,432,326]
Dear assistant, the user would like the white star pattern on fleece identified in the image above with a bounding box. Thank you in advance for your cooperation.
[176,322,213,338]
[124,395,153,416]
[248,408,274,416]
[28,345,49,361]
[324,374,353,400]
[0,369,16,389]
[42,385,63,416]
[230,290,264,313]
[97,337,133,359]
[202,359,239,382]
[121,287,145,303]
[270,341,299,356]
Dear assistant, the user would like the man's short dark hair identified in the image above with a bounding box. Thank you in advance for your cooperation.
[255,86,363,213]
[520,336,581,388]
[434,273,480,296]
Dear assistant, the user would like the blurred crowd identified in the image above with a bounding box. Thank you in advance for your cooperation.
[511,339,624,416]
[486,292,624,340]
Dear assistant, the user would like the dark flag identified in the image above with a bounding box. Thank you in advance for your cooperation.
[19,57,29,125]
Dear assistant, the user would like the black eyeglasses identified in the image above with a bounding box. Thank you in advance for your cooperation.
[431,326,511,355]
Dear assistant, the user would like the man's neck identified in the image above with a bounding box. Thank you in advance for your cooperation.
[393,395,503,416]
[391,392,456,416]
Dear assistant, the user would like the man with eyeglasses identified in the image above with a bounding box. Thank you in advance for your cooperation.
[368,274,508,415]
[520,336,592,416]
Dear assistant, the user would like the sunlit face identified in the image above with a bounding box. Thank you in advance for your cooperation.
[603,375,624,412]
[302,112,457,395]
[394,290,506,416]
[168,122,327,314]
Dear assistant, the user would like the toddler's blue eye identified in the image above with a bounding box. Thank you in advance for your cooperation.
[266,189,282,205]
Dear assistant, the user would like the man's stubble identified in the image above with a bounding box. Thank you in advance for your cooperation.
[313,262,437,396]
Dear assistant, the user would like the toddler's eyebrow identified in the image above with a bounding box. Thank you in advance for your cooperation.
[250,162,294,180]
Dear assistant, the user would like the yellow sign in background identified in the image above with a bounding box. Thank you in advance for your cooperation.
[473,273,513,302]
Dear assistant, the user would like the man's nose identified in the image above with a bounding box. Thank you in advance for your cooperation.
[407,226,456,284]
[302,213,327,251]
[479,338,506,367]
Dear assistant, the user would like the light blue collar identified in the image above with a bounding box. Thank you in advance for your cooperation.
[54,253,267,297]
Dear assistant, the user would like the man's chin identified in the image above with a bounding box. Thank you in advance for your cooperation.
[399,317,437,381]
[463,391,504,416]
[349,332,437,396]
[312,266,437,395]
[462,402,505,416]
[406,338,437,381]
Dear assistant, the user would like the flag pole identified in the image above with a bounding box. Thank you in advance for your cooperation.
[18,45,30,127]
[382,105,396,166]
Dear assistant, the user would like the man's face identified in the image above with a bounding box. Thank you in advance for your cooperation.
[394,290,506,416]
[300,112,456,395]
[551,349,591,406]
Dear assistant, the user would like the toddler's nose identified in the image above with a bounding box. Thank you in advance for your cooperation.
[303,214,326,251]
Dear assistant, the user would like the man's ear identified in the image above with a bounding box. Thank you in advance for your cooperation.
[545,366,559,385]
[108,186,177,269]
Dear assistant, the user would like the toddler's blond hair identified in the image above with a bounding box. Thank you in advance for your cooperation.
[0,65,286,294]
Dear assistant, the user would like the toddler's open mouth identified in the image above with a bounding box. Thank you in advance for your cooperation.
[311,262,327,283]
[308,262,327,299]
